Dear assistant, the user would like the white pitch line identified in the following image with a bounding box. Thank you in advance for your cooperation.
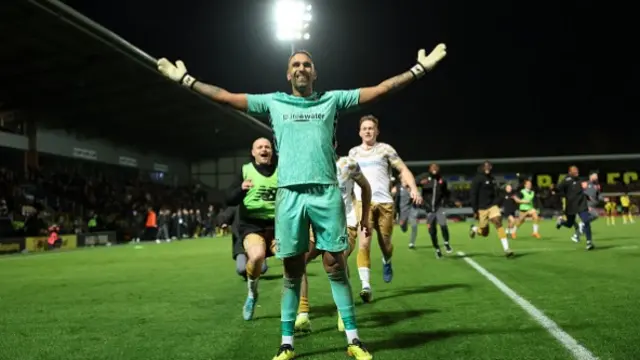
[457,251,598,360]
[510,245,638,253]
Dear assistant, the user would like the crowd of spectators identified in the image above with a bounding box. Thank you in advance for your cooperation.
[0,160,224,242]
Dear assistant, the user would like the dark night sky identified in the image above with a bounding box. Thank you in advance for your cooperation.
[65,0,637,160]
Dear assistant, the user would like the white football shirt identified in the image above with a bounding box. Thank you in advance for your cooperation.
[349,142,403,204]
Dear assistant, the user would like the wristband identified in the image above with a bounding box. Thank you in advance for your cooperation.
[180,74,197,88]
[410,64,426,79]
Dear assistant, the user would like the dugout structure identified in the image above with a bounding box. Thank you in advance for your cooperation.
[0,0,270,160]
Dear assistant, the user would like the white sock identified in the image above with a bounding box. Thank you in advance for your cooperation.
[505,228,510,234]
[281,335,294,346]
[382,256,391,264]
[345,329,359,344]
[511,227,517,233]
[358,267,370,289]
[247,278,259,298]
[500,238,509,251]
[533,224,539,233]
[472,225,478,232]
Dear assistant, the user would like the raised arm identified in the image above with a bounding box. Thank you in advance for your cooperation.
[358,44,447,105]
[157,58,248,111]
[512,194,525,204]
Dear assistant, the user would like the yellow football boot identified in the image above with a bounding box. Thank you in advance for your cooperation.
[272,344,295,360]
[294,313,311,333]
[347,339,373,360]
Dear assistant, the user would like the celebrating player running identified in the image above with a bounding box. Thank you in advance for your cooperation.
[225,137,277,321]
[157,43,446,360]
[349,115,423,303]
[511,179,542,239]
[469,161,514,257]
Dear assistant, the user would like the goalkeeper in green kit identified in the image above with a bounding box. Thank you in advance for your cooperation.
[157,43,447,360]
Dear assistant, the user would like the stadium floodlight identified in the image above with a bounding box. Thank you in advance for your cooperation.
[274,0,312,54]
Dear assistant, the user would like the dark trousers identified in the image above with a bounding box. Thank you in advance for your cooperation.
[559,211,593,241]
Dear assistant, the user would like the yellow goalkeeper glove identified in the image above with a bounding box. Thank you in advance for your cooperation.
[157,58,197,88]
[410,43,447,78]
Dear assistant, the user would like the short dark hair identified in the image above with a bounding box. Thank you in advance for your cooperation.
[289,50,314,64]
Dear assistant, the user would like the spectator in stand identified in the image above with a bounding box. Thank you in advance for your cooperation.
[47,224,61,250]
[201,205,216,237]
[157,209,170,241]
[145,207,158,242]
[181,208,190,238]
[131,209,145,242]
[194,209,203,237]
[0,159,214,241]
[187,209,196,238]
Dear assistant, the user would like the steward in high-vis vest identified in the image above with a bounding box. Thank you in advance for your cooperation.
[225,137,277,321]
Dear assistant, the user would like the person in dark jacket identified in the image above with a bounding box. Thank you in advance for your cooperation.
[217,206,269,280]
[555,165,595,250]
[419,163,452,258]
[394,181,416,234]
[469,161,514,257]
[157,209,170,241]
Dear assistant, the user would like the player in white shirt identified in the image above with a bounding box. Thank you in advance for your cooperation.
[350,115,422,302]
[295,156,372,333]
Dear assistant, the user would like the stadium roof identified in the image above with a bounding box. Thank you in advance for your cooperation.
[0,0,271,160]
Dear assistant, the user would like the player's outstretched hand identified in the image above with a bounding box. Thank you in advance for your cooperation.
[418,44,447,71]
[157,58,188,83]
[241,180,254,190]
[410,190,423,205]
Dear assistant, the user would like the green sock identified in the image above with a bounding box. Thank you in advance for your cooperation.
[281,277,302,340]
[328,270,357,330]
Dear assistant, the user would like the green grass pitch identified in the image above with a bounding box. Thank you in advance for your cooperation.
[1,220,638,360]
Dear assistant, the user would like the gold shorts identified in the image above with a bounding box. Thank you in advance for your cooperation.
[243,232,276,257]
[517,209,538,222]
[355,201,394,239]
[477,205,501,228]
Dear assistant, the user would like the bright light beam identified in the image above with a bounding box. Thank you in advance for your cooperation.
[274,0,312,43]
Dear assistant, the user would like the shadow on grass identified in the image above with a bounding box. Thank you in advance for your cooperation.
[374,283,470,303]
[292,329,480,358]
[295,324,577,358]
[260,274,283,281]
[360,308,439,328]
[455,252,531,259]
[296,308,439,338]
[254,270,324,282]
[290,284,468,320]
